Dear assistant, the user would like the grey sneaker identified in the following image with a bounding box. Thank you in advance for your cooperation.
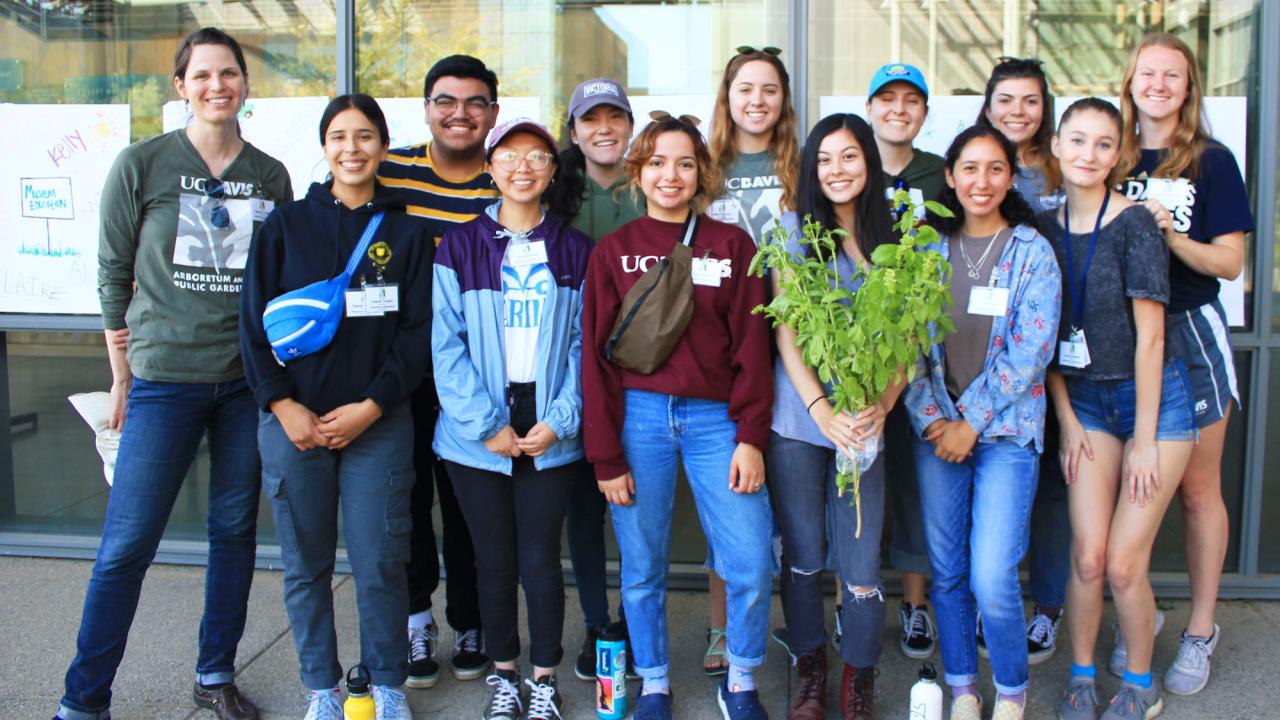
[1108,609,1165,678]
[373,685,413,720]
[1099,682,1163,720]
[1163,625,1220,696]
[1059,676,1100,720]
[302,687,343,720]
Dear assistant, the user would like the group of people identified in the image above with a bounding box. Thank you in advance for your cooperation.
[53,23,1252,720]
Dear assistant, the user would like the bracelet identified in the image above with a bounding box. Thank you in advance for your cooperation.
[806,396,825,414]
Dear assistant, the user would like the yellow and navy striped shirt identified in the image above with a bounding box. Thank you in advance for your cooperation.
[377,142,499,245]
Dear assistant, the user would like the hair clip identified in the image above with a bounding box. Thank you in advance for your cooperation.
[648,110,702,128]
[736,45,782,56]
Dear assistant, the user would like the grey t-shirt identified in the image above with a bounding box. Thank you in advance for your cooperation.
[1014,165,1064,214]
[1037,204,1169,381]
[944,228,1013,397]
[707,150,784,246]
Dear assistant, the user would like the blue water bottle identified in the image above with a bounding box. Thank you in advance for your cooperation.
[595,626,627,719]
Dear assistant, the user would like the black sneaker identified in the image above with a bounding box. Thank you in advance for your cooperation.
[525,675,563,720]
[977,611,988,659]
[1026,608,1062,665]
[406,621,440,689]
[898,602,936,659]
[575,625,606,681]
[452,628,492,681]
[482,669,523,720]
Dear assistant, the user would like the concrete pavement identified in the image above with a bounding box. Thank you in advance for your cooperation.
[5,556,1278,719]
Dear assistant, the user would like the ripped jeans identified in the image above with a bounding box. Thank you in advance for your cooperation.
[767,432,885,668]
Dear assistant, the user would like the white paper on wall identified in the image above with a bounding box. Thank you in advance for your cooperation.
[819,95,1249,326]
[0,104,131,315]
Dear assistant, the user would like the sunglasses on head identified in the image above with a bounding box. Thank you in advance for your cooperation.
[736,45,782,57]
[204,180,230,229]
[648,110,702,129]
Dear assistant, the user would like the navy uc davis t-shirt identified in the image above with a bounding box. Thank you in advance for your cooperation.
[1118,143,1254,314]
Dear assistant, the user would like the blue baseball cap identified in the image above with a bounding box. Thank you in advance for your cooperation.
[867,63,929,99]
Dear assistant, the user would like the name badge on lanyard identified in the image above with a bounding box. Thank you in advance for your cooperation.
[967,268,1008,317]
[508,240,548,267]
[691,257,723,287]
[1060,191,1111,370]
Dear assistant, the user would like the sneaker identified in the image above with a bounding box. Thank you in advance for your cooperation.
[1099,682,1163,720]
[717,676,767,720]
[634,691,674,720]
[193,682,260,720]
[575,625,605,681]
[453,628,492,681]
[302,687,342,720]
[991,697,1025,720]
[482,669,523,720]
[1108,609,1165,678]
[406,622,440,689]
[1163,624,1220,696]
[1027,609,1063,665]
[840,664,876,720]
[525,675,563,720]
[788,651,826,720]
[976,612,988,659]
[899,602,936,659]
[373,685,413,720]
[831,605,843,651]
[949,692,982,720]
[1059,676,1100,720]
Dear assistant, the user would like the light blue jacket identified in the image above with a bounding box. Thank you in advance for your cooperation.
[904,223,1062,452]
[432,204,594,473]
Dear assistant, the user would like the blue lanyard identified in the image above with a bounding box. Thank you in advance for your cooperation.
[1062,191,1111,330]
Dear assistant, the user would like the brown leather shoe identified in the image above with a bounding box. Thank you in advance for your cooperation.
[788,651,827,720]
[193,683,260,720]
[841,664,877,720]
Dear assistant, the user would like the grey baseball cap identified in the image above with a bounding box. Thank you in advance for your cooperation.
[568,78,632,120]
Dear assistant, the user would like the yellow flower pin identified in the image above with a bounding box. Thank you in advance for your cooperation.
[368,241,393,269]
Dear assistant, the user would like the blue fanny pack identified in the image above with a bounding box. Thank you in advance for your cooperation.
[262,211,385,364]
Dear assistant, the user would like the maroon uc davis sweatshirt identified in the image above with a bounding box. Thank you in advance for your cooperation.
[581,213,773,481]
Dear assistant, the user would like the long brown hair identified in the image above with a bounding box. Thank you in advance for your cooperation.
[976,57,1060,191]
[708,50,800,213]
[1118,32,1209,180]
[625,116,718,215]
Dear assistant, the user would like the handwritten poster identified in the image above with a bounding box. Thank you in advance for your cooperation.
[0,104,130,315]
[818,95,1249,326]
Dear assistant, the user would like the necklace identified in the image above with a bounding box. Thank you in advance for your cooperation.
[958,229,1002,280]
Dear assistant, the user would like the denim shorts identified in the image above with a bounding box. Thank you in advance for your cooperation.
[1066,360,1196,441]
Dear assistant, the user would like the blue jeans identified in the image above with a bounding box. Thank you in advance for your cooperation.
[59,378,260,720]
[611,390,773,676]
[915,437,1039,695]
[259,404,414,690]
[767,433,885,668]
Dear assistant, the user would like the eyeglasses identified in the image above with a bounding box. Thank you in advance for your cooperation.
[204,180,230,229]
[491,150,555,172]
[428,94,496,116]
[735,45,782,57]
[648,110,702,129]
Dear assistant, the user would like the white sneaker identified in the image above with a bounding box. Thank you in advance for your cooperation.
[303,686,343,720]
[1108,608,1165,677]
[1163,624,1220,696]
[373,684,413,720]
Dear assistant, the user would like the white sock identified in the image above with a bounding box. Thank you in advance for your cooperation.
[641,675,670,695]
[408,610,433,631]
[728,664,755,692]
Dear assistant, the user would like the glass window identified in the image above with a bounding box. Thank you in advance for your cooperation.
[0,2,335,543]
[1260,351,1280,572]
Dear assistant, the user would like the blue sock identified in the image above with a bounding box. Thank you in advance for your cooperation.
[641,675,670,695]
[1122,669,1152,689]
[728,664,755,692]
[1071,663,1096,679]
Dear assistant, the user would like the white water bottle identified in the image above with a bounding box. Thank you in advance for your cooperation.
[909,661,942,720]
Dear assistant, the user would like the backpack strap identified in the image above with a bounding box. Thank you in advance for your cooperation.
[342,211,386,278]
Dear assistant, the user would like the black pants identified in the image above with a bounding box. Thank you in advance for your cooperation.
[406,382,482,632]
[447,383,579,667]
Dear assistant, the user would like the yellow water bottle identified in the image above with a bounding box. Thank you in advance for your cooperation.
[343,664,375,720]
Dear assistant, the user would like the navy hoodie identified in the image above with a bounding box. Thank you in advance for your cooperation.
[240,181,434,416]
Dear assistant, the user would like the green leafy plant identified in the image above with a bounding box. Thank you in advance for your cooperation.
[749,189,956,535]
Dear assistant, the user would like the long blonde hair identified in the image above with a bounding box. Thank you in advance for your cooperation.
[1118,32,1209,180]
[708,50,800,213]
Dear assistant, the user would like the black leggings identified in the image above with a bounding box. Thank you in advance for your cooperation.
[447,383,580,667]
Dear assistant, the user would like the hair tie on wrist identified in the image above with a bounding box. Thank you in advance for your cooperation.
[807,396,824,413]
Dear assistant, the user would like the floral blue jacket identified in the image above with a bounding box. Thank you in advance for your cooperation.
[904,223,1062,452]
